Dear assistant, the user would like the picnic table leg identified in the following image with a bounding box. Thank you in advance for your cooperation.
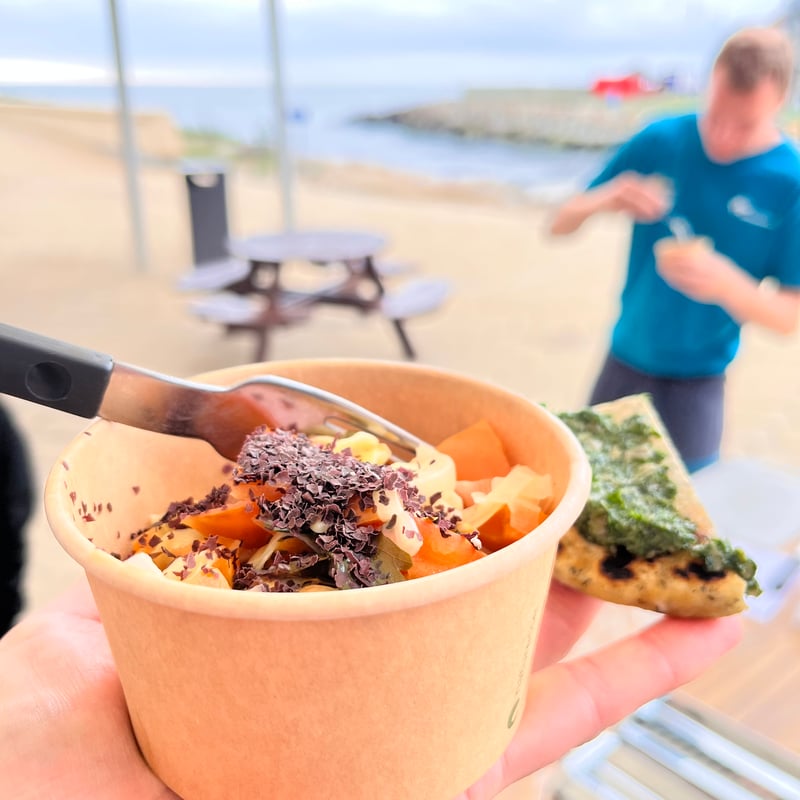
[362,256,386,297]
[253,326,271,362]
[392,319,416,360]
[361,255,416,359]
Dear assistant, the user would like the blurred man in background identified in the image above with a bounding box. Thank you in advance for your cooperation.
[550,27,800,471]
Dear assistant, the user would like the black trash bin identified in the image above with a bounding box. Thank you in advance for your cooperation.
[181,160,231,267]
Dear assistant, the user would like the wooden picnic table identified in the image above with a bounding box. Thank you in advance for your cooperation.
[184,229,448,362]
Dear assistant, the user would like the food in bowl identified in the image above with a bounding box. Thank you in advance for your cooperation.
[127,420,555,592]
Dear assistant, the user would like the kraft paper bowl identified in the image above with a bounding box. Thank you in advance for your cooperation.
[44,359,591,800]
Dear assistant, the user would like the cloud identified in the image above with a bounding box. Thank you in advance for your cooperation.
[0,0,785,86]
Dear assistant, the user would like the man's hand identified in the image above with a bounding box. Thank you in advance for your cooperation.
[655,238,734,304]
[605,172,673,223]
[655,237,800,334]
[549,172,672,235]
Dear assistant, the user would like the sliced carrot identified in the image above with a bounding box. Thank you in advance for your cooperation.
[435,419,511,481]
[406,517,484,579]
[460,501,518,552]
[132,525,199,570]
[209,554,236,585]
[456,464,552,552]
[229,481,284,504]
[183,501,270,548]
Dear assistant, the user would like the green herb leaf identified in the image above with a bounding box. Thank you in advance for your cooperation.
[374,534,412,583]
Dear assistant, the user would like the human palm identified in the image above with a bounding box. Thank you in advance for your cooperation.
[0,579,740,800]
[0,581,178,800]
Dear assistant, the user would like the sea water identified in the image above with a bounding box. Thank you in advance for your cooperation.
[0,83,609,202]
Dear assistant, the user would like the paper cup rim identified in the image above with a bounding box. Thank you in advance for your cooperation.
[45,358,591,621]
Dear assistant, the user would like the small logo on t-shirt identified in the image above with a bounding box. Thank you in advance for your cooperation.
[727,195,772,228]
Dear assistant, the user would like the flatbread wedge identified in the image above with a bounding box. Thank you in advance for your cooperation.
[554,395,760,618]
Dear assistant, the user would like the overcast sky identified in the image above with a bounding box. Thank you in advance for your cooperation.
[0,0,789,88]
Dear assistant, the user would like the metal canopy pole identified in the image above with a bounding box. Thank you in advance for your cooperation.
[264,0,295,231]
[108,0,148,270]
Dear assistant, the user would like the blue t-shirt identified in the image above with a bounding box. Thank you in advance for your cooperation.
[588,113,800,378]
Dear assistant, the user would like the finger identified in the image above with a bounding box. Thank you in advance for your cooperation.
[655,257,688,281]
[502,615,742,786]
[631,199,669,222]
[533,582,601,670]
[628,185,670,219]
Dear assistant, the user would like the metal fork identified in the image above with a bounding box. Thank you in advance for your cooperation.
[0,323,423,461]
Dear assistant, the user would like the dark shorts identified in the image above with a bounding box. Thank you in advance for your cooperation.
[589,354,725,473]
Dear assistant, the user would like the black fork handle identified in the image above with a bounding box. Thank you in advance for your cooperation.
[0,323,114,418]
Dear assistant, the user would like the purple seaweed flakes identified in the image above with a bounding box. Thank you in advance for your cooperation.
[82,513,95,522]
[266,549,321,576]
[147,533,162,548]
[132,486,140,495]
[69,491,77,505]
[230,427,426,589]
[232,563,261,591]
[62,460,70,471]
[233,561,314,593]
[463,530,483,549]
[107,502,113,513]
[157,485,231,529]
